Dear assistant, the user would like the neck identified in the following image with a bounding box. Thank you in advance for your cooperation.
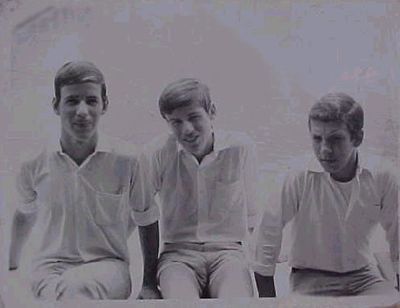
[331,151,358,182]
[194,133,214,164]
[60,132,98,165]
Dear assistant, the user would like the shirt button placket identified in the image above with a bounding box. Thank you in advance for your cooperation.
[73,170,80,252]
[197,168,206,240]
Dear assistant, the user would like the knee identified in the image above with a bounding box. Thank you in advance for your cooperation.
[158,265,201,299]
[58,278,102,300]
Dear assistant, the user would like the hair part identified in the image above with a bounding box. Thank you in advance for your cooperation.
[158,78,214,118]
[308,92,364,138]
[54,61,107,104]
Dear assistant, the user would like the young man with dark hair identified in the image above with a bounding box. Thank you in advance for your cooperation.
[8,61,161,300]
[254,93,399,296]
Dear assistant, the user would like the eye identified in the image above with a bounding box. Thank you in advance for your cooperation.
[65,98,78,105]
[329,136,343,143]
[87,98,99,106]
[169,120,181,127]
[312,136,322,142]
[189,115,201,121]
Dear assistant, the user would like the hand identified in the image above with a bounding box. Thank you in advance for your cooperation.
[137,284,162,300]
[8,259,18,271]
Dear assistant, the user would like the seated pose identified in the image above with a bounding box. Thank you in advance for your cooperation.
[141,78,259,299]
[254,93,398,297]
[8,61,160,300]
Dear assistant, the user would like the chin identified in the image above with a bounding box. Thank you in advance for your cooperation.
[74,132,94,141]
[320,163,338,174]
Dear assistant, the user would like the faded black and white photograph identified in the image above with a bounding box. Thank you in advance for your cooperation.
[0,1,399,307]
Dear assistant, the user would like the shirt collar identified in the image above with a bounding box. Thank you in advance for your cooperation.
[307,151,363,176]
[176,130,231,155]
[47,132,113,154]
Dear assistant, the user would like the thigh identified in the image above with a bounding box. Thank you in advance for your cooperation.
[357,280,398,296]
[208,249,254,298]
[58,259,131,300]
[32,262,69,300]
[290,270,347,296]
[350,266,398,296]
[157,249,207,299]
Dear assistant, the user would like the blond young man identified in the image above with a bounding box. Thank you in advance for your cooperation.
[141,78,259,299]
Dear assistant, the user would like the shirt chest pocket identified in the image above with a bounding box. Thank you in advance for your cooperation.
[360,203,381,223]
[94,191,125,226]
[210,180,242,219]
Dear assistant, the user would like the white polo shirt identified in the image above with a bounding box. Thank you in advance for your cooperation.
[141,130,259,243]
[253,153,399,276]
[16,135,159,268]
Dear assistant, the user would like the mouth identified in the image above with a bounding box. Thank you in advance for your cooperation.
[320,159,337,164]
[183,135,199,144]
[73,121,91,129]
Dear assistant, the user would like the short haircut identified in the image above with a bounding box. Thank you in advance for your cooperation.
[308,92,364,138]
[54,61,107,103]
[158,78,212,118]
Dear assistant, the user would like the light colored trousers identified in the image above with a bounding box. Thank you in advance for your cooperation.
[290,265,398,296]
[31,258,131,300]
[157,242,254,299]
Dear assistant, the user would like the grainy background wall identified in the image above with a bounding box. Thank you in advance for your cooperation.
[0,0,399,306]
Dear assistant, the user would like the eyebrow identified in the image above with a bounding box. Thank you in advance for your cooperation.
[64,95,99,99]
[187,111,202,117]
[64,95,79,100]
[327,130,346,136]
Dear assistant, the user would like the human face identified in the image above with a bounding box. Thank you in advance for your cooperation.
[165,104,214,161]
[54,83,107,143]
[309,119,361,182]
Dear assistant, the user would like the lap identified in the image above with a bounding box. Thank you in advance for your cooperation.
[33,259,131,300]
[208,248,254,298]
[157,242,254,299]
[290,265,396,296]
[158,247,207,299]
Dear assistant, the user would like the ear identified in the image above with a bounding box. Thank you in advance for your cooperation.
[101,96,109,114]
[209,102,216,120]
[52,97,60,115]
[352,130,363,147]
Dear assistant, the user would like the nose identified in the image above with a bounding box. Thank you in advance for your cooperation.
[181,121,195,136]
[76,100,89,117]
[320,140,333,156]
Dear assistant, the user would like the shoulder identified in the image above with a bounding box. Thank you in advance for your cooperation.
[220,130,255,147]
[103,135,137,153]
[18,147,49,180]
[284,169,309,189]
[142,134,177,158]
[361,153,398,185]
[216,130,256,159]
[99,135,141,166]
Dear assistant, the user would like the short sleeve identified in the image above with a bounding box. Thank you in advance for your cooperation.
[241,139,260,229]
[129,156,160,226]
[15,162,38,213]
[377,170,399,273]
[252,171,303,276]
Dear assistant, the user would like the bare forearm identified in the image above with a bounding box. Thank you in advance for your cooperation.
[138,222,159,286]
[9,210,36,270]
[255,273,276,297]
